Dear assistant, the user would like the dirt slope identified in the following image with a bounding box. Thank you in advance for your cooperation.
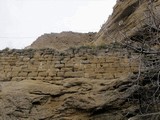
[28,31,96,51]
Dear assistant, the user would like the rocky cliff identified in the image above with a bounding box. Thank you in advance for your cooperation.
[93,0,160,46]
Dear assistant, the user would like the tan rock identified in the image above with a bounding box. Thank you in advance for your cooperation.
[18,72,28,77]
[64,71,84,78]
[92,0,160,47]
[0,78,141,120]
[38,72,48,77]
[28,72,38,77]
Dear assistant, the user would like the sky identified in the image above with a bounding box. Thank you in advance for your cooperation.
[0,0,116,49]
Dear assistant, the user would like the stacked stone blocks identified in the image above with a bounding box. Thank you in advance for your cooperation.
[0,48,139,81]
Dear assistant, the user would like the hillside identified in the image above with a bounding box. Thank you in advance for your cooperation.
[28,31,96,51]
[93,0,160,47]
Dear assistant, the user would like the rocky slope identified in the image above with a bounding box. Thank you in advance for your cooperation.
[28,32,96,51]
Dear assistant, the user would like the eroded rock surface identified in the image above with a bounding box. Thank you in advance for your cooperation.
[0,78,140,120]
[93,0,160,46]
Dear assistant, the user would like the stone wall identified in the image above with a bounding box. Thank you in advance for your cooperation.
[0,48,138,81]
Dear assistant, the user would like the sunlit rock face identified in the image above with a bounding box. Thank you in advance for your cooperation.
[93,0,160,46]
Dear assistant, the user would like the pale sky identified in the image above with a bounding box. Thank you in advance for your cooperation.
[0,0,116,49]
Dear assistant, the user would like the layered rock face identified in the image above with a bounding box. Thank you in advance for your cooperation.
[93,0,160,46]
[28,32,96,51]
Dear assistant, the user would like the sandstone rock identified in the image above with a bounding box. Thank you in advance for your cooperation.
[64,71,84,78]
[93,0,160,46]
[0,78,140,120]
[0,74,11,82]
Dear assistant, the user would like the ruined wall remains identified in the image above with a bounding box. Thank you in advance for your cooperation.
[0,48,138,81]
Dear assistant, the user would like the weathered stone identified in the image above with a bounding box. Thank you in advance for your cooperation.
[48,71,56,77]
[128,113,160,120]
[103,73,114,79]
[61,67,73,72]
[84,73,96,78]
[11,77,26,81]
[11,72,19,77]
[81,60,91,64]
[38,72,48,77]
[18,72,28,77]
[0,49,138,80]
[55,64,64,68]
[93,0,160,47]
[53,77,64,80]
[28,72,38,77]
[44,77,54,81]
[65,63,74,67]
[57,72,64,77]
[23,57,30,62]
[0,74,11,81]
[64,71,84,78]
[37,69,47,72]
[34,77,45,80]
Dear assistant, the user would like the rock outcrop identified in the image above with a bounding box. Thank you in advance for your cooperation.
[93,0,160,46]
[0,48,140,120]
[0,77,141,120]
[28,32,96,51]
